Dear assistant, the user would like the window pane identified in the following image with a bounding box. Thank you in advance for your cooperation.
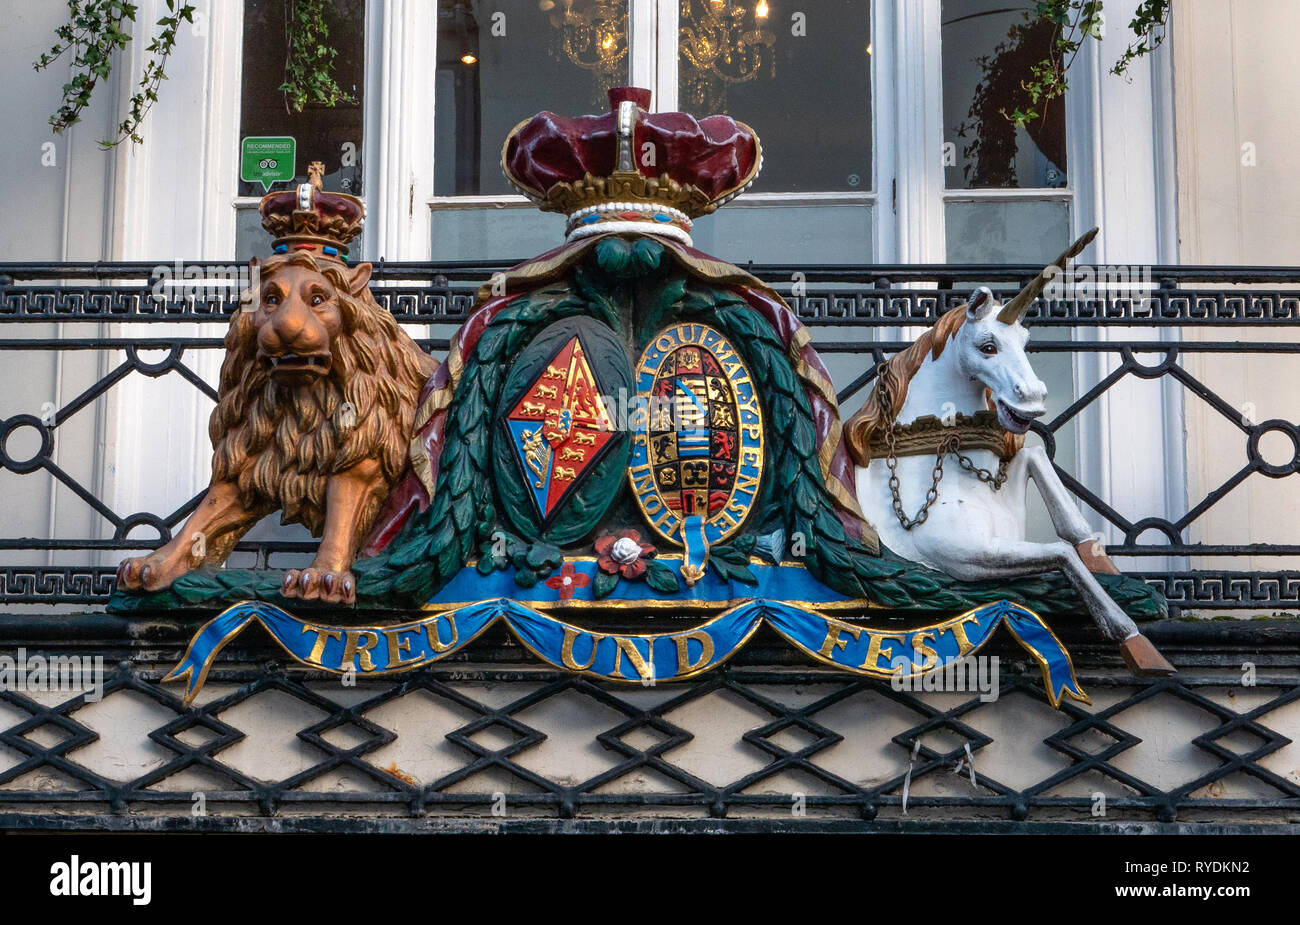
[943,199,1069,262]
[691,203,872,263]
[430,207,565,261]
[682,0,872,193]
[238,0,365,198]
[435,0,626,196]
[941,0,1067,189]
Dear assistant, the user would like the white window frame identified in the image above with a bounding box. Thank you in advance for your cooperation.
[426,0,882,252]
[232,0,431,260]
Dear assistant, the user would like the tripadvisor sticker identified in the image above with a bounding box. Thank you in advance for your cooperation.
[241,136,296,192]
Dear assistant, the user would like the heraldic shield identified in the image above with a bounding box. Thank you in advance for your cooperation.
[112,88,1173,709]
[495,317,632,544]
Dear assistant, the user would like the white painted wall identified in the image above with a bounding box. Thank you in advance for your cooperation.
[0,2,122,573]
[1171,0,1300,575]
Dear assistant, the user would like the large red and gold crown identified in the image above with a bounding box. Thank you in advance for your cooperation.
[259,161,365,262]
[502,87,761,246]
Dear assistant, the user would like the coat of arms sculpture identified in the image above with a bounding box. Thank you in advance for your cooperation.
[111,89,1174,708]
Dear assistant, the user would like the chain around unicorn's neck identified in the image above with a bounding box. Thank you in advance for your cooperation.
[893,346,988,427]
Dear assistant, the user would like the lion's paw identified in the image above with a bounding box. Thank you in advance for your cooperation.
[282,567,356,604]
[116,552,190,592]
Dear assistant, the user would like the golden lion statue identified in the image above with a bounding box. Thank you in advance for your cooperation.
[116,251,437,603]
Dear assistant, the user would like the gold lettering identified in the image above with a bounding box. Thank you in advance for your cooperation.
[630,466,656,500]
[818,622,863,658]
[384,627,423,669]
[860,632,909,674]
[740,448,762,468]
[651,507,677,531]
[911,631,939,672]
[425,614,459,652]
[561,626,602,670]
[714,507,741,530]
[612,636,654,680]
[672,632,715,674]
[948,614,983,656]
[301,625,342,667]
[342,630,381,672]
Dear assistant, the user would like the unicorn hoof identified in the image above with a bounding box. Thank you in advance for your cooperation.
[1120,633,1176,677]
[1074,541,1120,574]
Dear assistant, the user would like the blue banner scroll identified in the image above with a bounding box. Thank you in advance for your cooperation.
[164,598,1088,708]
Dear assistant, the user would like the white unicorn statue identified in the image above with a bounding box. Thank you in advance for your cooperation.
[845,229,1175,676]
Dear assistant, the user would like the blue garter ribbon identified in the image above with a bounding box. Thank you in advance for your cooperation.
[165,597,1086,708]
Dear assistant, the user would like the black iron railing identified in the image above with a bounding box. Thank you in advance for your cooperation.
[1,261,1297,611]
[0,617,1296,828]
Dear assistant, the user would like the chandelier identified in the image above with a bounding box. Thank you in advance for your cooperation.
[543,0,630,99]
[678,0,776,110]
[545,1,777,110]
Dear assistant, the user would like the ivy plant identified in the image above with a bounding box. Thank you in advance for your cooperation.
[33,0,196,147]
[280,0,356,113]
[34,0,356,147]
[1013,0,1170,126]
[956,0,1170,186]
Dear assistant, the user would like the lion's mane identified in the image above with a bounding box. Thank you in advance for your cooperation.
[209,252,431,537]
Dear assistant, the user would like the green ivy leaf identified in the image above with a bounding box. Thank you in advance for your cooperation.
[593,570,620,599]
[644,560,680,594]
[707,555,755,585]
[711,544,749,566]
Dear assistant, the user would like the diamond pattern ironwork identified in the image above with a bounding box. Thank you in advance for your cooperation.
[0,659,1290,826]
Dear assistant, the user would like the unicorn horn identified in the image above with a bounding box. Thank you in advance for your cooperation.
[996,226,1099,325]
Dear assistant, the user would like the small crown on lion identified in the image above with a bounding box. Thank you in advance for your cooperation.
[502,87,762,246]
[259,161,365,261]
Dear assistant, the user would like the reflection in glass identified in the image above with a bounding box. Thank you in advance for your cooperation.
[689,0,871,193]
[435,0,620,196]
[941,0,1067,189]
[677,0,777,113]
[238,0,365,198]
[944,199,1069,263]
[546,0,629,101]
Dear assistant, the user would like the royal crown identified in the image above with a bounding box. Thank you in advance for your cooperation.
[259,161,365,261]
[502,87,762,246]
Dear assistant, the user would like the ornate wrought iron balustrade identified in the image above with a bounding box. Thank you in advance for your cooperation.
[0,618,1296,829]
[1,261,1297,611]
